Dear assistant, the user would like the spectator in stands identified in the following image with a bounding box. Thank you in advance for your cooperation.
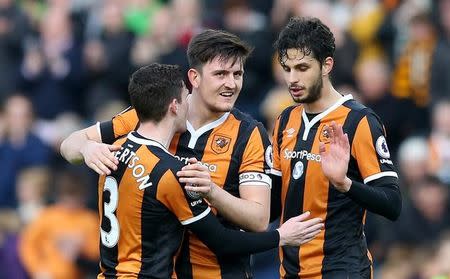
[19,169,99,279]
[0,94,51,208]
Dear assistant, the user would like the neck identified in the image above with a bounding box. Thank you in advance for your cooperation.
[136,118,176,149]
[303,80,343,114]
[188,91,228,129]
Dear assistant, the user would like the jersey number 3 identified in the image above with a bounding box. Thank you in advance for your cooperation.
[101,176,120,248]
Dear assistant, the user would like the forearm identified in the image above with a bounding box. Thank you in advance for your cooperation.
[188,212,279,255]
[60,131,89,164]
[208,184,270,232]
[346,177,402,221]
[270,174,282,222]
[60,125,100,164]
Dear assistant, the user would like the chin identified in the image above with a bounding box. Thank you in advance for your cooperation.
[213,103,234,113]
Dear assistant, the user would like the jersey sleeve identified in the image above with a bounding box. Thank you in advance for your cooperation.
[351,112,398,184]
[238,123,272,187]
[99,107,139,144]
[270,115,282,177]
[156,170,210,225]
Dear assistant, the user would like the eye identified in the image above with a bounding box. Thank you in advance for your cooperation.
[234,72,243,77]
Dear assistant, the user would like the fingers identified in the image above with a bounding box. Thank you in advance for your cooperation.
[108,145,122,152]
[184,186,210,194]
[301,217,323,228]
[290,211,311,222]
[179,176,211,186]
[88,161,107,176]
[187,157,198,164]
[181,162,208,172]
[301,222,324,235]
[318,142,326,155]
[177,169,210,179]
[98,153,118,171]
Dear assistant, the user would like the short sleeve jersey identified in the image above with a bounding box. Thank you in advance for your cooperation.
[98,132,210,279]
[271,95,398,278]
[99,108,272,279]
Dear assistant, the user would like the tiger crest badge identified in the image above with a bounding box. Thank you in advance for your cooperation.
[212,134,231,154]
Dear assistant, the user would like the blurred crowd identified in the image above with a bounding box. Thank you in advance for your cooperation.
[0,0,449,278]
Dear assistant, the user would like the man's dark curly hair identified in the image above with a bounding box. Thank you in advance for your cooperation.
[187,29,253,70]
[128,63,184,122]
[274,17,335,66]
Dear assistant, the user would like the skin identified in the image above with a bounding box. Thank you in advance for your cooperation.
[280,48,352,192]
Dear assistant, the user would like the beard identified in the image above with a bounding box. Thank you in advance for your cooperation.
[291,71,323,104]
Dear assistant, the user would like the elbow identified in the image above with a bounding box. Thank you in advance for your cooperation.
[388,199,402,221]
[385,192,402,221]
[253,222,269,232]
[251,214,270,232]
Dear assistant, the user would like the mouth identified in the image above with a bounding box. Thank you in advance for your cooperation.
[289,87,305,97]
[219,91,234,98]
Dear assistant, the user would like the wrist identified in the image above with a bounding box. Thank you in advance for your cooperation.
[275,229,284,246]
[334,177,352,192]
[207,183,219,202]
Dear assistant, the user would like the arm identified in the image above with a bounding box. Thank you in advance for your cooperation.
[346,177,401,221]
[205,182,270,232]
[270,173,282,222]
[180,124,273,232]
[180,159,270,232]
[187,210,323,256]
[319,121,401,221]
[166,163,323,254]
[59,123,120,175]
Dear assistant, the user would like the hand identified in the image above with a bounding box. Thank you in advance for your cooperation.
[80,140,120,175]
[277,211,323,246]
[319,121,352,192]
[178,158,215,199]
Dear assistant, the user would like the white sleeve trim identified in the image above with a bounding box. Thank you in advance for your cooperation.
[270,169,282,176]
[364,171,398,184]
[180,207,211,225]
[239,172,271,187]
[96,122,102,141]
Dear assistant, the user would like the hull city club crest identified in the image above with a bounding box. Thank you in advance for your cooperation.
[212,134,231,154]
[319,125,331,144]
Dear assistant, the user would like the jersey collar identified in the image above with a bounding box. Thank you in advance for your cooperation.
[301,94,353,141]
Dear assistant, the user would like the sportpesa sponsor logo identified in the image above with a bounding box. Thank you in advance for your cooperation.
[283,149,321,162]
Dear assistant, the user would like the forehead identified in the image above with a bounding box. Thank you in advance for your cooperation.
[203,56,243,71]
[282,48,316,66]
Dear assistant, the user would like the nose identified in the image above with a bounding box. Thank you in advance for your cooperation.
[288,71,299,85]
[224,74,236,89]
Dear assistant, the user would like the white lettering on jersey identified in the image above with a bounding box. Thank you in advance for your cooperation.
[283,149,321,162]
[115,147,153,190]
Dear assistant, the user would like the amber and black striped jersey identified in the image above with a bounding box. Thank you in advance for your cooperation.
[271,94,399,279]
[98,132,210,279]
[98,107,272,279]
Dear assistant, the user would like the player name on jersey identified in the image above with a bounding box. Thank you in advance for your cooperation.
[114,145,152,190]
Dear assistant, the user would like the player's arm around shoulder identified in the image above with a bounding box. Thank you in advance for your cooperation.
[60,123,120,175]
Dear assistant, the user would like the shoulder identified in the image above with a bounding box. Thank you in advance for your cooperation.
[276,104,301,121]
[147,145,185,174]
[230,108,267,134]
[230,108,259,126]
[343,99,382,124]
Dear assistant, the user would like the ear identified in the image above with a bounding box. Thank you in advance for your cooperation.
[322,57,334,76]
[188,68,200,89]
[168,98,179,115]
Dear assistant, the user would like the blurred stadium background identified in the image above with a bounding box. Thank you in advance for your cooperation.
[0,0,449,278]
